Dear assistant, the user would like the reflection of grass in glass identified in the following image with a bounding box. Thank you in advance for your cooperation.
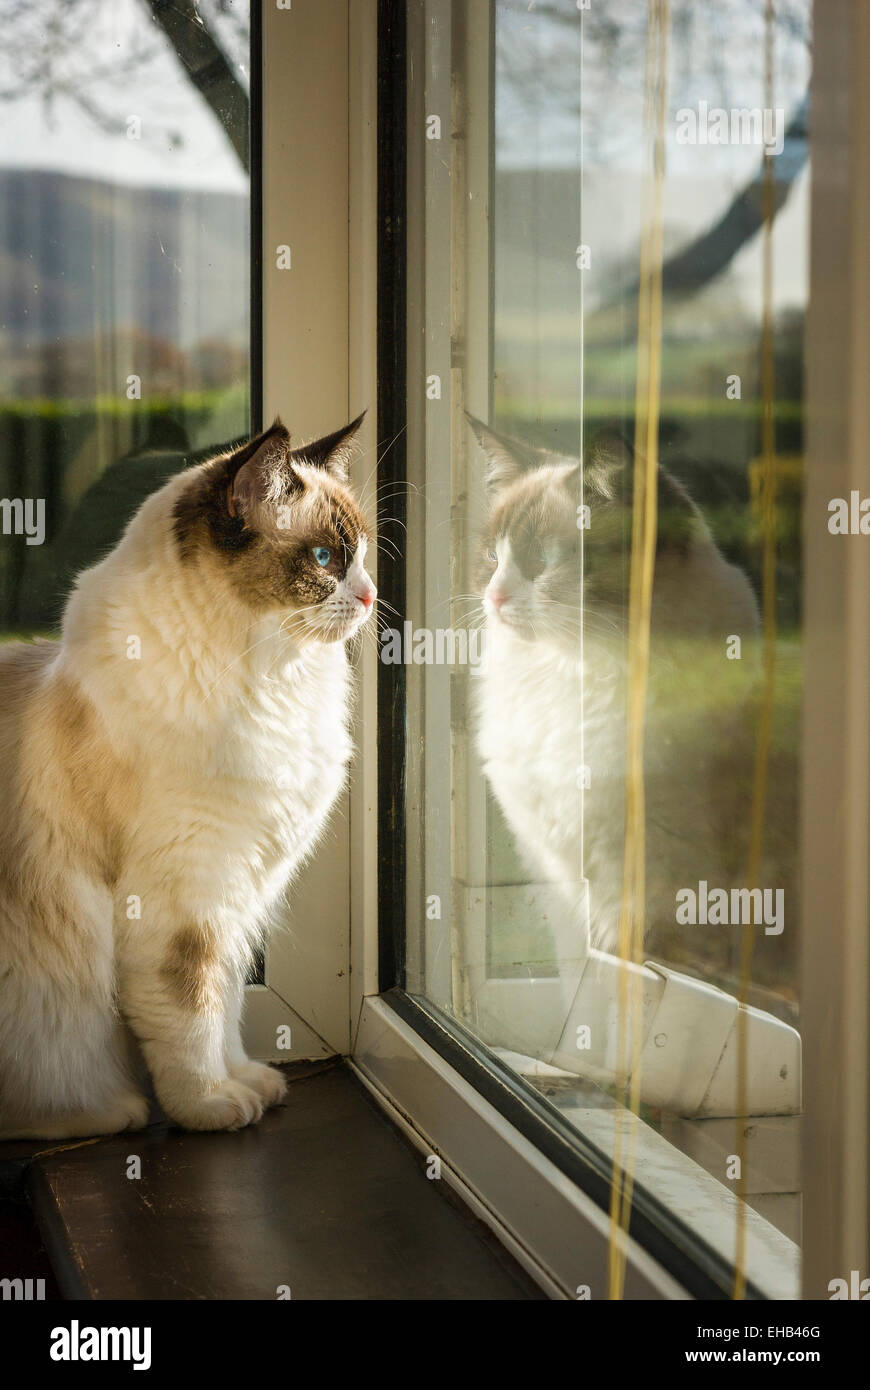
[0,630,56,643]
[646,636,801,1003]
[494,325,805,420]
[484,635,802,1003]
[495,394,804,423]
[495,315,802,362]
[649,633,801,751]
[0,389,243,418]
[1,391,250,630]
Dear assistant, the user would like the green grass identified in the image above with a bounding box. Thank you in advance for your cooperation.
[0,629,57,644]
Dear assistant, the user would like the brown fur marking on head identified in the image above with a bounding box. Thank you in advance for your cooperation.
[172,421,370,613]
[172,420,293,563]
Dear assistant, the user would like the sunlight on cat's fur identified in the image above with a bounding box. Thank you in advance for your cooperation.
[0,416,375,1139]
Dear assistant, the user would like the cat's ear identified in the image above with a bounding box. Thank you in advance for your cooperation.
[287,411,366,483]
[584,426,697,545]
[583,428,634,500]
[228,419,297,522]
[466,414,549,492]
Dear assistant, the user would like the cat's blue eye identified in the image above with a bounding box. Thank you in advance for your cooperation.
[313,547,331,567]
[486,548,498,564]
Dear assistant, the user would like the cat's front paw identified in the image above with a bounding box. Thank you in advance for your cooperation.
[228,1060,288,1109]
[164,1078,264,1132]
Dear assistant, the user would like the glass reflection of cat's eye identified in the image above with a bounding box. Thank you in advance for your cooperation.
[543,539,574,567]
[313,547,332,567]
[486,548,498,565]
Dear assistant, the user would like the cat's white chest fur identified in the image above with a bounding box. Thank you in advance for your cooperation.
[61,540,355,934]
[476,625,589,878]
[211,644,352,891]
[474,623,629,949]
[114,633,353,925]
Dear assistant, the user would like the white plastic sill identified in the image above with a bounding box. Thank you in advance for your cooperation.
[353,993,800,1300]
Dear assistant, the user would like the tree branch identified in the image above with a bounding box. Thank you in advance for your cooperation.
[145,0,248,172]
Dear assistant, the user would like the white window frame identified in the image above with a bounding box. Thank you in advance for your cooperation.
[799,0,870,1299]
[243,0,370,1064]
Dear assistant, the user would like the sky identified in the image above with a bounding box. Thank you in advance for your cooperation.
[0,1,813,191]
[494,0,812,310]
[0,0,811,312]
[0,0,249,193]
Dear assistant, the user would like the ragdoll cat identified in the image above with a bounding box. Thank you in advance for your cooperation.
[468,417,793,975]
[0,415,375,1139]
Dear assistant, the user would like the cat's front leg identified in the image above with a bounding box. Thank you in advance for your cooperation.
[223,976,288,1109]
[119,921,264,1132]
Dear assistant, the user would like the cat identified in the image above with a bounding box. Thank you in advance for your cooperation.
[467,416,792,980]
[0,414,375,1139]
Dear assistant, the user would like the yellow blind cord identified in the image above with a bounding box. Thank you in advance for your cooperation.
[608,0,670,1302]
[734,0,778,1302]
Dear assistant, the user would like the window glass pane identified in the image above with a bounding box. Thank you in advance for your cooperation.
[0,0,251,635]
[401,0,809,1296]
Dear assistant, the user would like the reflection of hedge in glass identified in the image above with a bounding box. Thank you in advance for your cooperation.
[0,394,246,629]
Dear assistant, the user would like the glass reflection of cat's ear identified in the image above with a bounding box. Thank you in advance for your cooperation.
[582,428,634,503]
[465,413,549,494]
[583,426,698,549]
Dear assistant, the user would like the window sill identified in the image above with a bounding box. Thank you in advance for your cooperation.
[3,1059,538,1301]
[355,992,799,1299]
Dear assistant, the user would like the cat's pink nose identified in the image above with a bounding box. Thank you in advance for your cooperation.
[489,589,506,610]
[354,587,375,609]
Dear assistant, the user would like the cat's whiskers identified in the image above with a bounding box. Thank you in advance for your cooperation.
[374,534,402,562]
[366,481,421,508]
[373,595,402,620]
[448,598,486,618]
[360,472,427,514]
[582,610,626,641]
[198,603,331,703]
[373,507,408,538]
[347,624,380,663]
[199,625,295,704]
[348,427,409,521]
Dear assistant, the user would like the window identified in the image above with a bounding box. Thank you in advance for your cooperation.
[378,0,813,1298]
[0,0,255,638]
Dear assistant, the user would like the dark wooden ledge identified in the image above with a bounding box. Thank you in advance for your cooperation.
[2,1059,541,1301]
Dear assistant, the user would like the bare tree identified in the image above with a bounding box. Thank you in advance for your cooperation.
[0,0,249,170]
[146,0,248,171]
[0,0,811,294]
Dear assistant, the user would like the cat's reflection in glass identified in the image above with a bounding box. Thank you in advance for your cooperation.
[467,416,776,979]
